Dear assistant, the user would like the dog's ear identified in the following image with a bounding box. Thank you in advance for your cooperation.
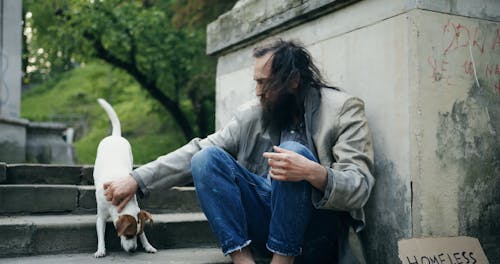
[137,210,154,234]
[116,215,137,237]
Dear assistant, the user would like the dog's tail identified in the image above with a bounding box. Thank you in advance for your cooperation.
[97,98,121,137]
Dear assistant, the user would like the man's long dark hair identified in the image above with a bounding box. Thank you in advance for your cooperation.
[253,39,335,129]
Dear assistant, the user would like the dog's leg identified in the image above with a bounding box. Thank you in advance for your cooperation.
[94,215,107,257]
[139,233,157,253]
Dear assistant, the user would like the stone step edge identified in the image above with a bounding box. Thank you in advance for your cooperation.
[0,184,194,190]
[0,212,207,226]
[0,184,194,191]
[1,163,165,185]
[0,185,199,214]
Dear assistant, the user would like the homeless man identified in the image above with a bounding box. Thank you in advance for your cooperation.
[103,39,375,264]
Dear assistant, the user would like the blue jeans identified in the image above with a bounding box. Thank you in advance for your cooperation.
[191,141,338,259]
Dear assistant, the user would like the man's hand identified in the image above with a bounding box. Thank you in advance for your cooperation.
[263,146,327,192]
[103,174,138,213]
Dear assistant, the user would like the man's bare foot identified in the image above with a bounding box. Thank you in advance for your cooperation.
[271,253,294,264]
[230,246,255,264]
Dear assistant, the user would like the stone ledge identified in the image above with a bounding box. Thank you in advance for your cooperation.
[26,121,67,133]
[206,0,359,55]
[206,0,500,56]
[0,116,29,127]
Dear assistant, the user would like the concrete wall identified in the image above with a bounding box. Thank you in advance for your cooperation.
[0,0,22,118]
[26,122,75,165]
[410,11,500,260]
[207,0,500,263]
[0,117,27,163]
[0,0,25,163]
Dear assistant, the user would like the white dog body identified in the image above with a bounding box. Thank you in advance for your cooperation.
[93,98,156,258]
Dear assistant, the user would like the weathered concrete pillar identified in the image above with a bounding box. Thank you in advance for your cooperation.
[26,122,75,165]
[207,0,500,262]
[0,0,27,163]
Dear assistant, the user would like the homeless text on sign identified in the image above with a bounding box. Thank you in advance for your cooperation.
[398,236,489,264]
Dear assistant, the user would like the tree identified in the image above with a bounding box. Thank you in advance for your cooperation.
[23,0,236,140]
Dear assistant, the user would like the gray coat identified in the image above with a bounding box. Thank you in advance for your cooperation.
[131,87,375,263]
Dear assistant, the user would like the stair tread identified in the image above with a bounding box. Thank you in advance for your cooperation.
[0,212,206,226]
[0,247,230,263]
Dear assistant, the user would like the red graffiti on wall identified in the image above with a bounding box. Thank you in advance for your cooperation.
[428,56,452,85]
[427,21,500,93]
[442,21,497,55]
[493,29,500,51]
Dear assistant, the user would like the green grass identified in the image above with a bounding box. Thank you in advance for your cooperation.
[21,62,186,164]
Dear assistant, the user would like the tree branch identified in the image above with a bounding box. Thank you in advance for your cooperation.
[84,32,194,140]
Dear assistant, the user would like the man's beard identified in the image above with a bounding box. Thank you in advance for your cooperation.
[261,91,303,130]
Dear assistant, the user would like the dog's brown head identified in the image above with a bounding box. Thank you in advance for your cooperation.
[116,215,137,239]
[116,210,154,239]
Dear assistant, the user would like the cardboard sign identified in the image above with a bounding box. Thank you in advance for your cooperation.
[398,236,489,264]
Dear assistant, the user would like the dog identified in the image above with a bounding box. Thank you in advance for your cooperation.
[93,98,157,258]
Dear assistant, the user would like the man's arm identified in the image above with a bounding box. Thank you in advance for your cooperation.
[104,109,245,212]
[262,97,374,212]
[312,97,375,211]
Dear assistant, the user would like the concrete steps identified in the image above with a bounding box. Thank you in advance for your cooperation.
[0,163,201,215]
[0,164,221,261]
[0,213,218,257]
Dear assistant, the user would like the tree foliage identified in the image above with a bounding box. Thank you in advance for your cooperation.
[23,0,236,140]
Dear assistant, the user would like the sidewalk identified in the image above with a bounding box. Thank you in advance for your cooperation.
[0,248,231,264]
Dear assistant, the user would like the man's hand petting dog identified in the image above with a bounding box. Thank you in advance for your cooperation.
[103,175,138,213]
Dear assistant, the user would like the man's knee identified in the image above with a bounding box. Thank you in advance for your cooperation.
[191,146,225,177]
[278,141,312,159]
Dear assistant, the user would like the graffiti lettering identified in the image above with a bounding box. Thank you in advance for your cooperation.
[428,21,500,94]
[472,27,487,54]
[493,28,500,51]
[443,21,498,55]
[428,56,451,84]
[463,61,473,75]
[485,64,500,79]
[443,22,471,55]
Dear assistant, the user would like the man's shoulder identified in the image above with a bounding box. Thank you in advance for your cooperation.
[233,98,262,121]
[237,98,261,111]
[320,87,363,106]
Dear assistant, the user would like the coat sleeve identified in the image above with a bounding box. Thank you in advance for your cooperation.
[312,97,375,211]
[130,115,241,198]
